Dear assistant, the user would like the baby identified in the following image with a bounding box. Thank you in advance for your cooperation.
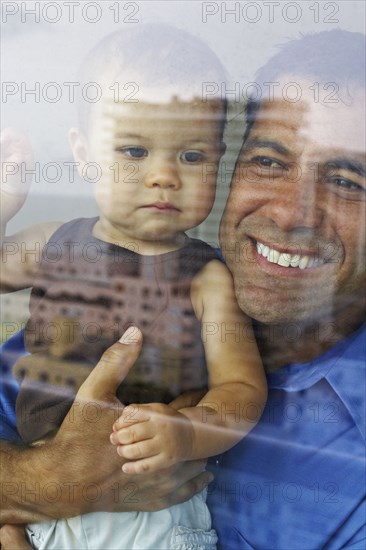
[1,25,266,550]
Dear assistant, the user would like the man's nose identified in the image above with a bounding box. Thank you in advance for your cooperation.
[144,159,181,190]
[263,168,324,231]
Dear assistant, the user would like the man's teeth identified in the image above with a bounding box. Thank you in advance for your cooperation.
[256,242,323,269]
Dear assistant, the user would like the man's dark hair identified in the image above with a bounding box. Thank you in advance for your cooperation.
[244,29,366,142]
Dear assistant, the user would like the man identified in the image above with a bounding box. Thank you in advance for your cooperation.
[1,29,365,549]
[208,29,365,548]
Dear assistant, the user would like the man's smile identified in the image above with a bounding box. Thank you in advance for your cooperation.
[255,240,326,269]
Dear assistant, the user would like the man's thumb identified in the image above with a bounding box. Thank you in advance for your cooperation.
[77,327,142,402]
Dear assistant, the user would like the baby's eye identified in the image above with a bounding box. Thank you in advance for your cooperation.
[117,147,148,159]
[180,150,205,164]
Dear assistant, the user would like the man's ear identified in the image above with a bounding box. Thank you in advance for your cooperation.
[69,128,88,178]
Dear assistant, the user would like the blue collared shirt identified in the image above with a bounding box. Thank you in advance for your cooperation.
[0,329,26,441]
[1,326,365,548]
[208,323,366,549]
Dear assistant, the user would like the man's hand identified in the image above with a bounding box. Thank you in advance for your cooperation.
[111,403,195,473]
[1,327,212,524]
[0,525,31,550]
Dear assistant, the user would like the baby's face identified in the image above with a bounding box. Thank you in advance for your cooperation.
[77,99,225,251]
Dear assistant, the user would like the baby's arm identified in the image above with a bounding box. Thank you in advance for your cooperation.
[111,260,267,473]
[179,259,267,455]
[1,128,34,236]
[1,222,62,292]
[1,129,61,291]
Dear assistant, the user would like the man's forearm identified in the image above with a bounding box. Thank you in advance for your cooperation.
[1,426,135,523]
[1,435,134,523]
[0,438,211,524]
[1,440,61,523]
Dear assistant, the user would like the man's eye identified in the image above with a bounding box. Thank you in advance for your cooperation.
[253,156,283,169]
[326,176,366,197]
[117,147,148,159]
[332,177,362,190]
[180,151,204,163]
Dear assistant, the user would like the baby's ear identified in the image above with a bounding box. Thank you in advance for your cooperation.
[69,128,88,177]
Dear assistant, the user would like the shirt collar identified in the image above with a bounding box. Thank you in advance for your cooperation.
[267,323,366,442]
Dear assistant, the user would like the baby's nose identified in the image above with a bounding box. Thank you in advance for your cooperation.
[144,162,181,189]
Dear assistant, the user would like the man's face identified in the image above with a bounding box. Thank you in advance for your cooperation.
[220,83,366,326]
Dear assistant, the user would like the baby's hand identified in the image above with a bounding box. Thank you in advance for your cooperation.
[1,128,34,225]
[110,403,194,474]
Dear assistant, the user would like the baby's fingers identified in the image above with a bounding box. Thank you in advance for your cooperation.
[118,438,158,466]
[110,419,154,445]
[113,404,151,430]
[122,453,171,474]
